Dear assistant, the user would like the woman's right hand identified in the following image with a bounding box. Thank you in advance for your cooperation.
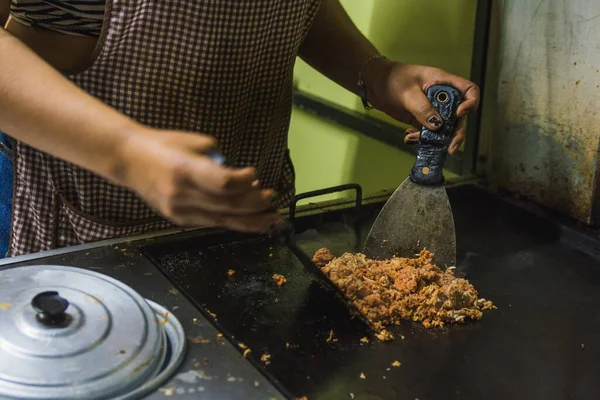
[116,126,283,234]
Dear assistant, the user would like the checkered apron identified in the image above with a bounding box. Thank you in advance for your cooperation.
[9,0,321,256]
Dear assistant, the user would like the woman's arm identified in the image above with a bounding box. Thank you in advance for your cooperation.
[0,29,139,181]
[299,0,480,154]
[299,0,379,97]
[0,28,281,232]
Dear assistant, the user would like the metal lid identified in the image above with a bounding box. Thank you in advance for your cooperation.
[0,265,169,400]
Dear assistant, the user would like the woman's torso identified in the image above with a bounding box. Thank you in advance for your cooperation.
[10,0,105,36]
[6,0,321,256]
[5,16,98,72]
[5,0,103,73]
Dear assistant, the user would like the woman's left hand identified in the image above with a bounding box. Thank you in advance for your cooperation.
[364,60,480,155]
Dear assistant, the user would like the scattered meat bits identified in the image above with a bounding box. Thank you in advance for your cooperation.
[239,343,252,357]
[286,342,291,349]
[359,372,366,379]
[392,361,401,367]
[581,343,586,350]
[160,311,169,325]
[360,337,369,344]
[316,248,496,337]
[261,353,271,365]
[227,269,235,277]
[375,330,394,341]
[272,274,287,286]
[325,329,339,343]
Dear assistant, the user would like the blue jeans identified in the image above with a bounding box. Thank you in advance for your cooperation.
[0,131,13,258]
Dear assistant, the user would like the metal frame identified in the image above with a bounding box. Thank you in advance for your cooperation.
[461,0,493,175]
[292,0,493,177]
[288,183,362,222]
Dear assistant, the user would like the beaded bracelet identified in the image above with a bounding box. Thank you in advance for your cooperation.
[358,54,386,110]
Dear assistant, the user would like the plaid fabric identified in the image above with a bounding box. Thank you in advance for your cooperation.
[9,0,321,256]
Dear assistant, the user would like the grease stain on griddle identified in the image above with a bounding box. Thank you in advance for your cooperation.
[175,370,214,384]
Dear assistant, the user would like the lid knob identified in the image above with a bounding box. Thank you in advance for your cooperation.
[31,291,70,326]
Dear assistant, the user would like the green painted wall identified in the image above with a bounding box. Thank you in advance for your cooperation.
[289,0,477,203]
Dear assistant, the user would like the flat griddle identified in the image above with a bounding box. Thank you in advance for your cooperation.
[140,185,600,400]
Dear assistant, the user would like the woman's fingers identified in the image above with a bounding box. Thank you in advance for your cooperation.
[421,67,480,118]
[449,117,467,155]
[170,187,277,215]
[397,86,444,131]
[404,119,465,156]
[171,206,283,234]
[183,156,258,196]
[404,127,420,144]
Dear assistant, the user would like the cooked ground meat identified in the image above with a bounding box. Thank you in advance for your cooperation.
[261,353,271,364]
[315,248,495,332]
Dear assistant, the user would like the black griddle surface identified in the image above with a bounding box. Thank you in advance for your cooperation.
[140,186,600,400]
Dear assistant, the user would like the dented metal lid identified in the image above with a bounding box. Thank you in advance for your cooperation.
[0,265,183,399]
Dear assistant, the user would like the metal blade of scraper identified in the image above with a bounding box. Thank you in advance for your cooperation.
[363,84,462,267]
[363,179,456,266]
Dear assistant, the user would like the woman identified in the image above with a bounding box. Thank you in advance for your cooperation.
[0,0,479,258]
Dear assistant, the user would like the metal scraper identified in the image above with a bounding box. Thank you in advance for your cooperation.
[363,84,462,267]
